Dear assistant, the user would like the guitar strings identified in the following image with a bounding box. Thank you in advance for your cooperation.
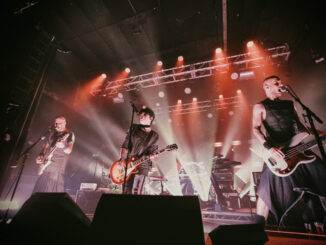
[283,140,314,159]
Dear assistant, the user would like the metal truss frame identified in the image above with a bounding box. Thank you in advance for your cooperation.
[154,96,241,115]
[91,44,290,97]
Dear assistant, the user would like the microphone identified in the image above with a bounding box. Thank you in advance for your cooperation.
[279,85,288,93]
[130,101,139,114]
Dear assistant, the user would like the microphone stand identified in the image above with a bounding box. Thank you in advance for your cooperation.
[122,104,137,194]
[285,85,326,163]
[2,128,49,223]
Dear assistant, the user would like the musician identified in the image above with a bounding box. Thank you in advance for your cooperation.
[119,107,159,194]
[252,75,326,226]
[32,116,75,193]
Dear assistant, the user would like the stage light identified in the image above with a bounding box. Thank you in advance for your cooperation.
[228,111,234,116]
[158,91,165,98]
[232,140,241,146]
[215,48,222,54]
[157,60,163,66]
[178,56,184,62]
[192,97,197,102]
[247,41,254,48]
[117,92,123,98]
[219,94,223,99]
[184,87,191,94]
[236,89,242,94]
[125,67,131,73]
[214,142,223,147]
[177,99,182,104]
[207,113,213,119]
[239,71,255,80]
[231,72,239,80]
[156,103,160,107]
[101,73,107,79]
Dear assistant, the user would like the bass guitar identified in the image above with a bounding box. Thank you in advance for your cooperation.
[250,132,326,177]
[110,144,178,184]
[37,133,70,175]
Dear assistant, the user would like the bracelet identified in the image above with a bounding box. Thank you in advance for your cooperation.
[263,142,273,150]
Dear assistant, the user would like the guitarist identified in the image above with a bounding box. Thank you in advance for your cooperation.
[119,107,159,195]
[32,116,75,193]
[252,75,326,226]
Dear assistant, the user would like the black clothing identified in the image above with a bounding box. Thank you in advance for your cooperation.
[257,99,326,226]
[122,125,159,176]
[32,130,74,193]
[261,99,300,145]
[121,125,159,194]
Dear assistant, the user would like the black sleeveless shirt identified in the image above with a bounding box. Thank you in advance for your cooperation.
[261,99,300,146]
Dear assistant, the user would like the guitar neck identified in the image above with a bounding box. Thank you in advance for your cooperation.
[288,135,326,155]
[132,149,167,166]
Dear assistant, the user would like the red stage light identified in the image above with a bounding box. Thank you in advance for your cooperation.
[157,60,163,66]
[101,73,107,78]
[247,41,254,48]
[178,56,184,62]
[177,99,182,104]
[192,97,197,102]
[237,89,242,94]
[215,48,222,54]
[125,67,131,73]
[219,94,223,99]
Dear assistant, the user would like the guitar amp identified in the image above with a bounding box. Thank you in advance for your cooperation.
[211,168,233,182]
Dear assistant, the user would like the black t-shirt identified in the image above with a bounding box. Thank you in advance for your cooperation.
[121,125,159,175]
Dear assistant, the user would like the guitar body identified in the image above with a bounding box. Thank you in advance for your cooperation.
[110,144,178,185]
[38,159,53,176]
[110,157,139,185]
[252,132,322,177]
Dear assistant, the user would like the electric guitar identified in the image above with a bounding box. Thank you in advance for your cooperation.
[110,144,178,184]
[37,133,70,175]
[250,132,326,177]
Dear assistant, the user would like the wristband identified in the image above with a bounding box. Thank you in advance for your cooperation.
[263,142,273,150]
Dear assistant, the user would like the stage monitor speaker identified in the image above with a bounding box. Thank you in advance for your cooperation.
[208,224,268,245]
[91,194,205,245]
[75,190,103,214]
[8,192,91,244]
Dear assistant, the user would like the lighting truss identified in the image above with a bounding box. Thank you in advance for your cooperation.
[91,44,290,97]
[154,96,241,115]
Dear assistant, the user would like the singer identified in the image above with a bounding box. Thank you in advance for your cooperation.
[32,116,75,193]
[118,107,159,194]
[252,75,326,228]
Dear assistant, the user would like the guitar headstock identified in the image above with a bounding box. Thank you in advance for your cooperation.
[166,144,178,151]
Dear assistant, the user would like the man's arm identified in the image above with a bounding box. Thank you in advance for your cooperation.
[36,143,50,164]
[252,104,285,159]
[120,148,128,161]
[63,132,75,154]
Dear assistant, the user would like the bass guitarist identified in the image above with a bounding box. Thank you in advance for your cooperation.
[252,75,326,227]
[118,107,159,195]
[32,116,75,193]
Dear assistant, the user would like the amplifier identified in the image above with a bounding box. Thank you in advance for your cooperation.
[211,167,233,182]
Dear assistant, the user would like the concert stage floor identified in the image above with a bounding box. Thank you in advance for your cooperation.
[201,210,326,245]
